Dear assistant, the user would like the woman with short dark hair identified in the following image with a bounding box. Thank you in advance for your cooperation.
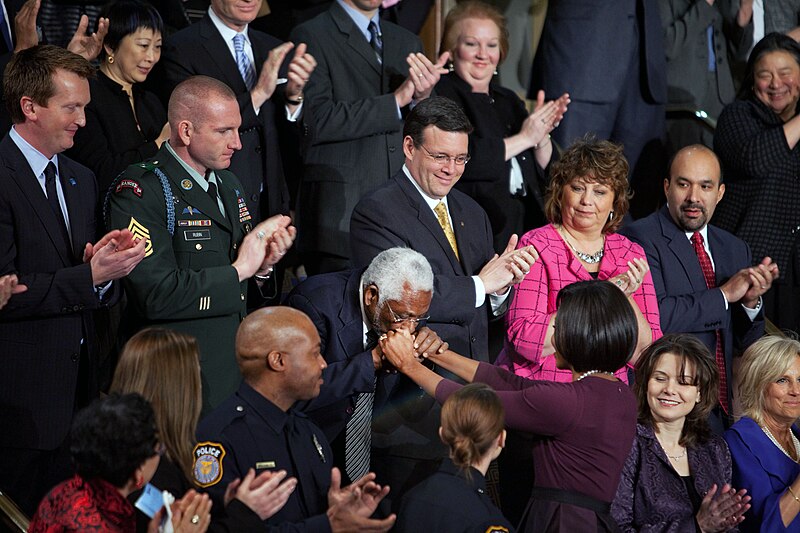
[28,393,212,532]
[67,0,168,204]
[612,334,750,531]
[382,280,639,532]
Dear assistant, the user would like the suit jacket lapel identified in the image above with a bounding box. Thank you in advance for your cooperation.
[200,16,249,93]
[394,173,464,274]
[2,136,72,265]
[337,270,368,359]
[447,194,477,274]
[330,2,381,75]
[659,206,708,293]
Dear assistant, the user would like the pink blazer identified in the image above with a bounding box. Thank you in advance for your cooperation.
[497,224,662,382]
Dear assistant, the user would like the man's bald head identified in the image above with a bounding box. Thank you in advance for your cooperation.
[236,307,326,409]
[665,144,725,232]
[167,75,236,129]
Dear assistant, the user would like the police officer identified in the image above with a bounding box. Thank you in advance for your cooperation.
[195,307,397,532]
[106,75,295,409]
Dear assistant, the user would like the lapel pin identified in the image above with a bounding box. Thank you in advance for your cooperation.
[181,179,193,190]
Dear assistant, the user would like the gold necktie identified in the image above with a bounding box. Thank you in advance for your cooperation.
[434,201,459,260]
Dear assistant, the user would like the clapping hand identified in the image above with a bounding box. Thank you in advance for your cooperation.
[609,258,649,297]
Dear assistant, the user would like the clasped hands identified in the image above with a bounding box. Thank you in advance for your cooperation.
[233,214,296,282]
[608,258,649,297]
[372,326,448,371]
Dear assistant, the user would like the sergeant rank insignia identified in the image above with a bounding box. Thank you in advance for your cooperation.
[192,442,226,487]
[127,217,153,257]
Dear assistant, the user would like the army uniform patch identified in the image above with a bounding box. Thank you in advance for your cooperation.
[115,179,142,197]
[182,206,203,216]
[127,217,153,257]
[181,179,193,190]
[192,441,225,487]
[178,219,211,227]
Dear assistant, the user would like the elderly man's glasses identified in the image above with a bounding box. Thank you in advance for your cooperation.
[386,301,430,326]
[420,144,470,166]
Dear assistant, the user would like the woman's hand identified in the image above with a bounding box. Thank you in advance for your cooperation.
[173,489,212,532]
[380,329,419,373]
[609,258,649,297]
[696,483,750,533]
[521,91,570,147]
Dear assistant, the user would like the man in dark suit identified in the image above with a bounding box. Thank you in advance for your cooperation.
[529,0,667,215]
[349,97,536,508]
[156,0,315,225]
[621,144,778,431]
[290,0,447,273]
[0,45,145,514]
[286,248,446,485]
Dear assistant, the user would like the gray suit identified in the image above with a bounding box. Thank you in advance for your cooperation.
[290,2,422,264]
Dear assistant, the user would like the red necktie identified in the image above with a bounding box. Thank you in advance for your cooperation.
[691,232,728,414]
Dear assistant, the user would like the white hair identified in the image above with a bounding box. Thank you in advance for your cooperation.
[361,248,434,304]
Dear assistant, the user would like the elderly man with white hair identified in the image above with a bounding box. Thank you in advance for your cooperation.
[286,247,447,498]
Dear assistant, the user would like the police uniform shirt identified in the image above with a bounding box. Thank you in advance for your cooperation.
[394,458,514,533]
[194,382,333,531]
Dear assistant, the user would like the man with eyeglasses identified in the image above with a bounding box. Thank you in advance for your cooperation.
[349,97,537,510]
[286,247,446,496]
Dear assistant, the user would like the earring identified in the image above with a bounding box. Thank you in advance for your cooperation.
[609,210,614,221]
[447,61,454,73]
[107,55,114,64]
[135,473,143,488]
[493,69,498,75]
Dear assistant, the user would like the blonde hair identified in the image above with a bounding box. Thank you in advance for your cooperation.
[440,383,504,479]
[110,328,202,481]
[440,1,509,64]
[736,336,800,425]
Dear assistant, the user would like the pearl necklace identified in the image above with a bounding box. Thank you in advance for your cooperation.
[761,425,800,463]
[558,226,604,264]
[576,369,615,381]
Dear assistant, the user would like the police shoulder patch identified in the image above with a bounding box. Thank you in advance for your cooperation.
[192,441,226,487]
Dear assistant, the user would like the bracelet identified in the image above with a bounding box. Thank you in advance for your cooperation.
[534,134,551,150]
[788,486,800,505]
[286,94,304,105]
[254,266,273,281]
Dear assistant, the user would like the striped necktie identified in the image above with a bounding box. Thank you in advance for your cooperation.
[233,33,256,90]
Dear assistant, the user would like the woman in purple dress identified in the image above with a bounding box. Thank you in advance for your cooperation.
[381,280,638,532]
[611,334,750,532]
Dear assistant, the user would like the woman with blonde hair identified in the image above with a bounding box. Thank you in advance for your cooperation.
[725,336,800,531]
[394,383,513,532]
[111,328,297,531]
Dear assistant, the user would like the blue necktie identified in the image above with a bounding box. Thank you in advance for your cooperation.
[368,21,382,64]
[0,6,12,52]
[233,33,256,90]
[706,25,717,72]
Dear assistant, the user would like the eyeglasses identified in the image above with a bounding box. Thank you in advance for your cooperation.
[386,301,430,326]
[420,144,470,166]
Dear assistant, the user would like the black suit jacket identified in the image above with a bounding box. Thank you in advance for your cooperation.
[620,205,764,404]
[156,14,290,221]
[290,3,423,259]
[285,268,376,445]
[530,0,666,105]
[350,170,494,360]
[0,133,110,450]
[350,171,495,459]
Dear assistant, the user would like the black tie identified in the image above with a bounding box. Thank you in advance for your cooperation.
[368,21,382,63]
[204,171,221,215]
[44,162,71,247]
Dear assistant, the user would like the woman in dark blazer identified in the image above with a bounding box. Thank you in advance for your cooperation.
[435,1,568,252]
[67,0,168,208]
[713,32,800,334]
[612,334,750,532]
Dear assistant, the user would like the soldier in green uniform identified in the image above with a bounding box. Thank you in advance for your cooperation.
[106,75,295,409]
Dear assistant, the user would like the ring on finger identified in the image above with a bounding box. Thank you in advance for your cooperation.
[191,515,200,525]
